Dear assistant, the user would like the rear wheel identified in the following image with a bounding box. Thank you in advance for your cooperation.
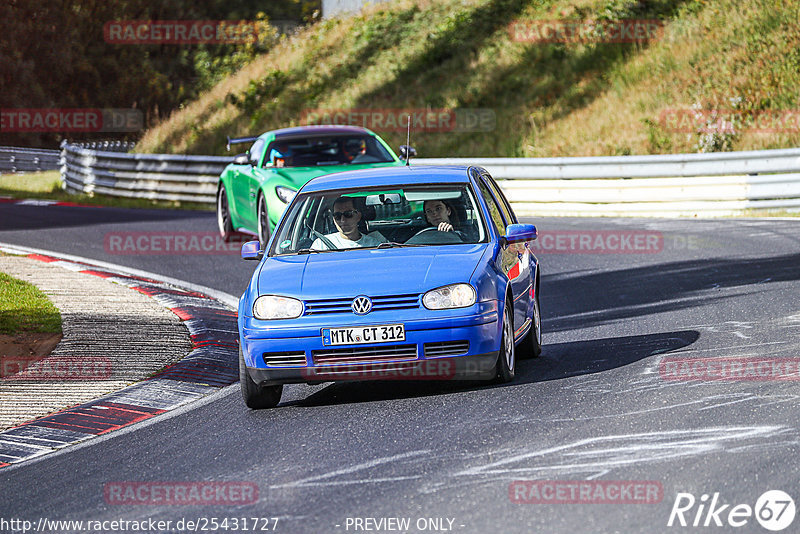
[518,292,542,359]
[216,184,234,241]
[257,194,270,249]
[239,347,282,409]
[495,300,516,383]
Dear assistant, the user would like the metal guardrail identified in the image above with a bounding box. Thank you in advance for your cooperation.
[59,142,800,215]
[69,141,136,153]
[61,142,230,204]
[415,149,800,216]
[0,146,61,174]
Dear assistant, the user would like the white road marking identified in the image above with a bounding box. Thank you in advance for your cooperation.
[270,450,430,488]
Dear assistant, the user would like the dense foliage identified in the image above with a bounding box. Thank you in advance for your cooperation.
[0,0,319,147]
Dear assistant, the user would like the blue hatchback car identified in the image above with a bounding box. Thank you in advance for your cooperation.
[238,165,541,408]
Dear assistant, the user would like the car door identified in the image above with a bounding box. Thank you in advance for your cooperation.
[475,172,533,341]
[232,139,265,230]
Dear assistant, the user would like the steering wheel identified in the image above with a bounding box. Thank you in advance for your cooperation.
[412,227,440,238]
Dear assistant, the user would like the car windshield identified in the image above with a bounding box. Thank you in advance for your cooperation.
[270,184,488,255]
[264,135,395,167]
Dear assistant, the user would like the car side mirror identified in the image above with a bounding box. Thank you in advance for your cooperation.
[241,240,263,260]
[232,152,250,166]
[503,224,537,244]
[398,145,416,160]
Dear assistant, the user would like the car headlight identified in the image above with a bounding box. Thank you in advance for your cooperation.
[275,186,296,204]
[422,283,476,310]
[253,295,304,320]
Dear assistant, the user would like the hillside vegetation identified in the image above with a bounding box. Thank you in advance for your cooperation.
[137,0,800,158]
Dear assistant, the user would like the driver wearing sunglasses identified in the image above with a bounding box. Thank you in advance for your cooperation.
[311,196,385,250]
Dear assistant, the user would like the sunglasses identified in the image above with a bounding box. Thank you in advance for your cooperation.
[332,209,358,220]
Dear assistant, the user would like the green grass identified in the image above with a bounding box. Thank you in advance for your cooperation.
[136,0,800,158]
[0,171,212,211]
[0,270,62,335]
[739,209,800,217]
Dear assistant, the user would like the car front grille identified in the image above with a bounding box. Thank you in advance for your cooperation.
[424,341,469,358]
[304,294,420,315]
[312,344,418,365]
[263,352,307,367]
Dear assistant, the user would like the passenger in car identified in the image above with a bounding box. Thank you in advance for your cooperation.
[268,145,292,167]
[423,199,461,232]
[311,196,386,250]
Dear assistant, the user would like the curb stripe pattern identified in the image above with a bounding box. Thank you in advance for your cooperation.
[0,252,239,468]
[0,197,100,209]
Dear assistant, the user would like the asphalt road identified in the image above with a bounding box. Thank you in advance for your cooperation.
[1,204,799,533]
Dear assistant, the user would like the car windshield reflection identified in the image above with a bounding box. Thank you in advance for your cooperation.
[264,135,395,168]
[270,185,488,256]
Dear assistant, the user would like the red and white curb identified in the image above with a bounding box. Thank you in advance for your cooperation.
[0,245,240,469]
[0,197,101,208]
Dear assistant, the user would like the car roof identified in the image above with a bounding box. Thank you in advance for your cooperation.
[267,125,376,140]
[300,165,473,193]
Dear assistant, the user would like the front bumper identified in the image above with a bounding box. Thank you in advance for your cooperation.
[246,351,499,385]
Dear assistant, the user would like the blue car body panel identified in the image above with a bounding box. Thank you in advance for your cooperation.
[237,165,539,385]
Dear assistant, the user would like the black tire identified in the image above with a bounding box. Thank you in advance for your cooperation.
[239,347,282,409]
[518,292,542,359]
[216,184,234,241]
[257,194,270,250]
[495,299,516,383]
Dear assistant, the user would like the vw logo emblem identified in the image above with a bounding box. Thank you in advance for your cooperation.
[351,296,372,315]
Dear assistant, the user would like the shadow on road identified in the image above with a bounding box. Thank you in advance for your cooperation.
[285,330,699,408]
[0,203,209,232]
[541,253,800,333]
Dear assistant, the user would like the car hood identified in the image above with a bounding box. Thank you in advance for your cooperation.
[256,244,488,299]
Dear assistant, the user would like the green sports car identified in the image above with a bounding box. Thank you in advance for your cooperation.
[216,125,412,247]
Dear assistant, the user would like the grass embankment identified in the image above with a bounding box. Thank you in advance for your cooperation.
[0,171,212,211]
[0,270,61,335]
[137,0,800,158]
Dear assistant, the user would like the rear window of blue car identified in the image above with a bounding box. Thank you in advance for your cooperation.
[271,185,488,255]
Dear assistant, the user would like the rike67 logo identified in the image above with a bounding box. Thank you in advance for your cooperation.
[668,490,795,531]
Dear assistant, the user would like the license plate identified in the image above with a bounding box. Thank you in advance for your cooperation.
[322,324,405,346]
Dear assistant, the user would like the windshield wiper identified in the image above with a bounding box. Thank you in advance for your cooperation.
[293,248,324,255]
[373,241,425,249]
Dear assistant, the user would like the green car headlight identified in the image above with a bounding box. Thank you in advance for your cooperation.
[275,186,296,204]
[422,284,476,310]
[253,295,304,320]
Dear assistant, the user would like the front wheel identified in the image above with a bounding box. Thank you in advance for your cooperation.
[495,300,516,383]
[239,347,282,409]
[216,184,234,241]
[257,194,270,250]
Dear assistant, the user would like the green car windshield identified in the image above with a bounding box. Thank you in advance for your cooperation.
[271,185,489,256]
[264,135,395,167]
